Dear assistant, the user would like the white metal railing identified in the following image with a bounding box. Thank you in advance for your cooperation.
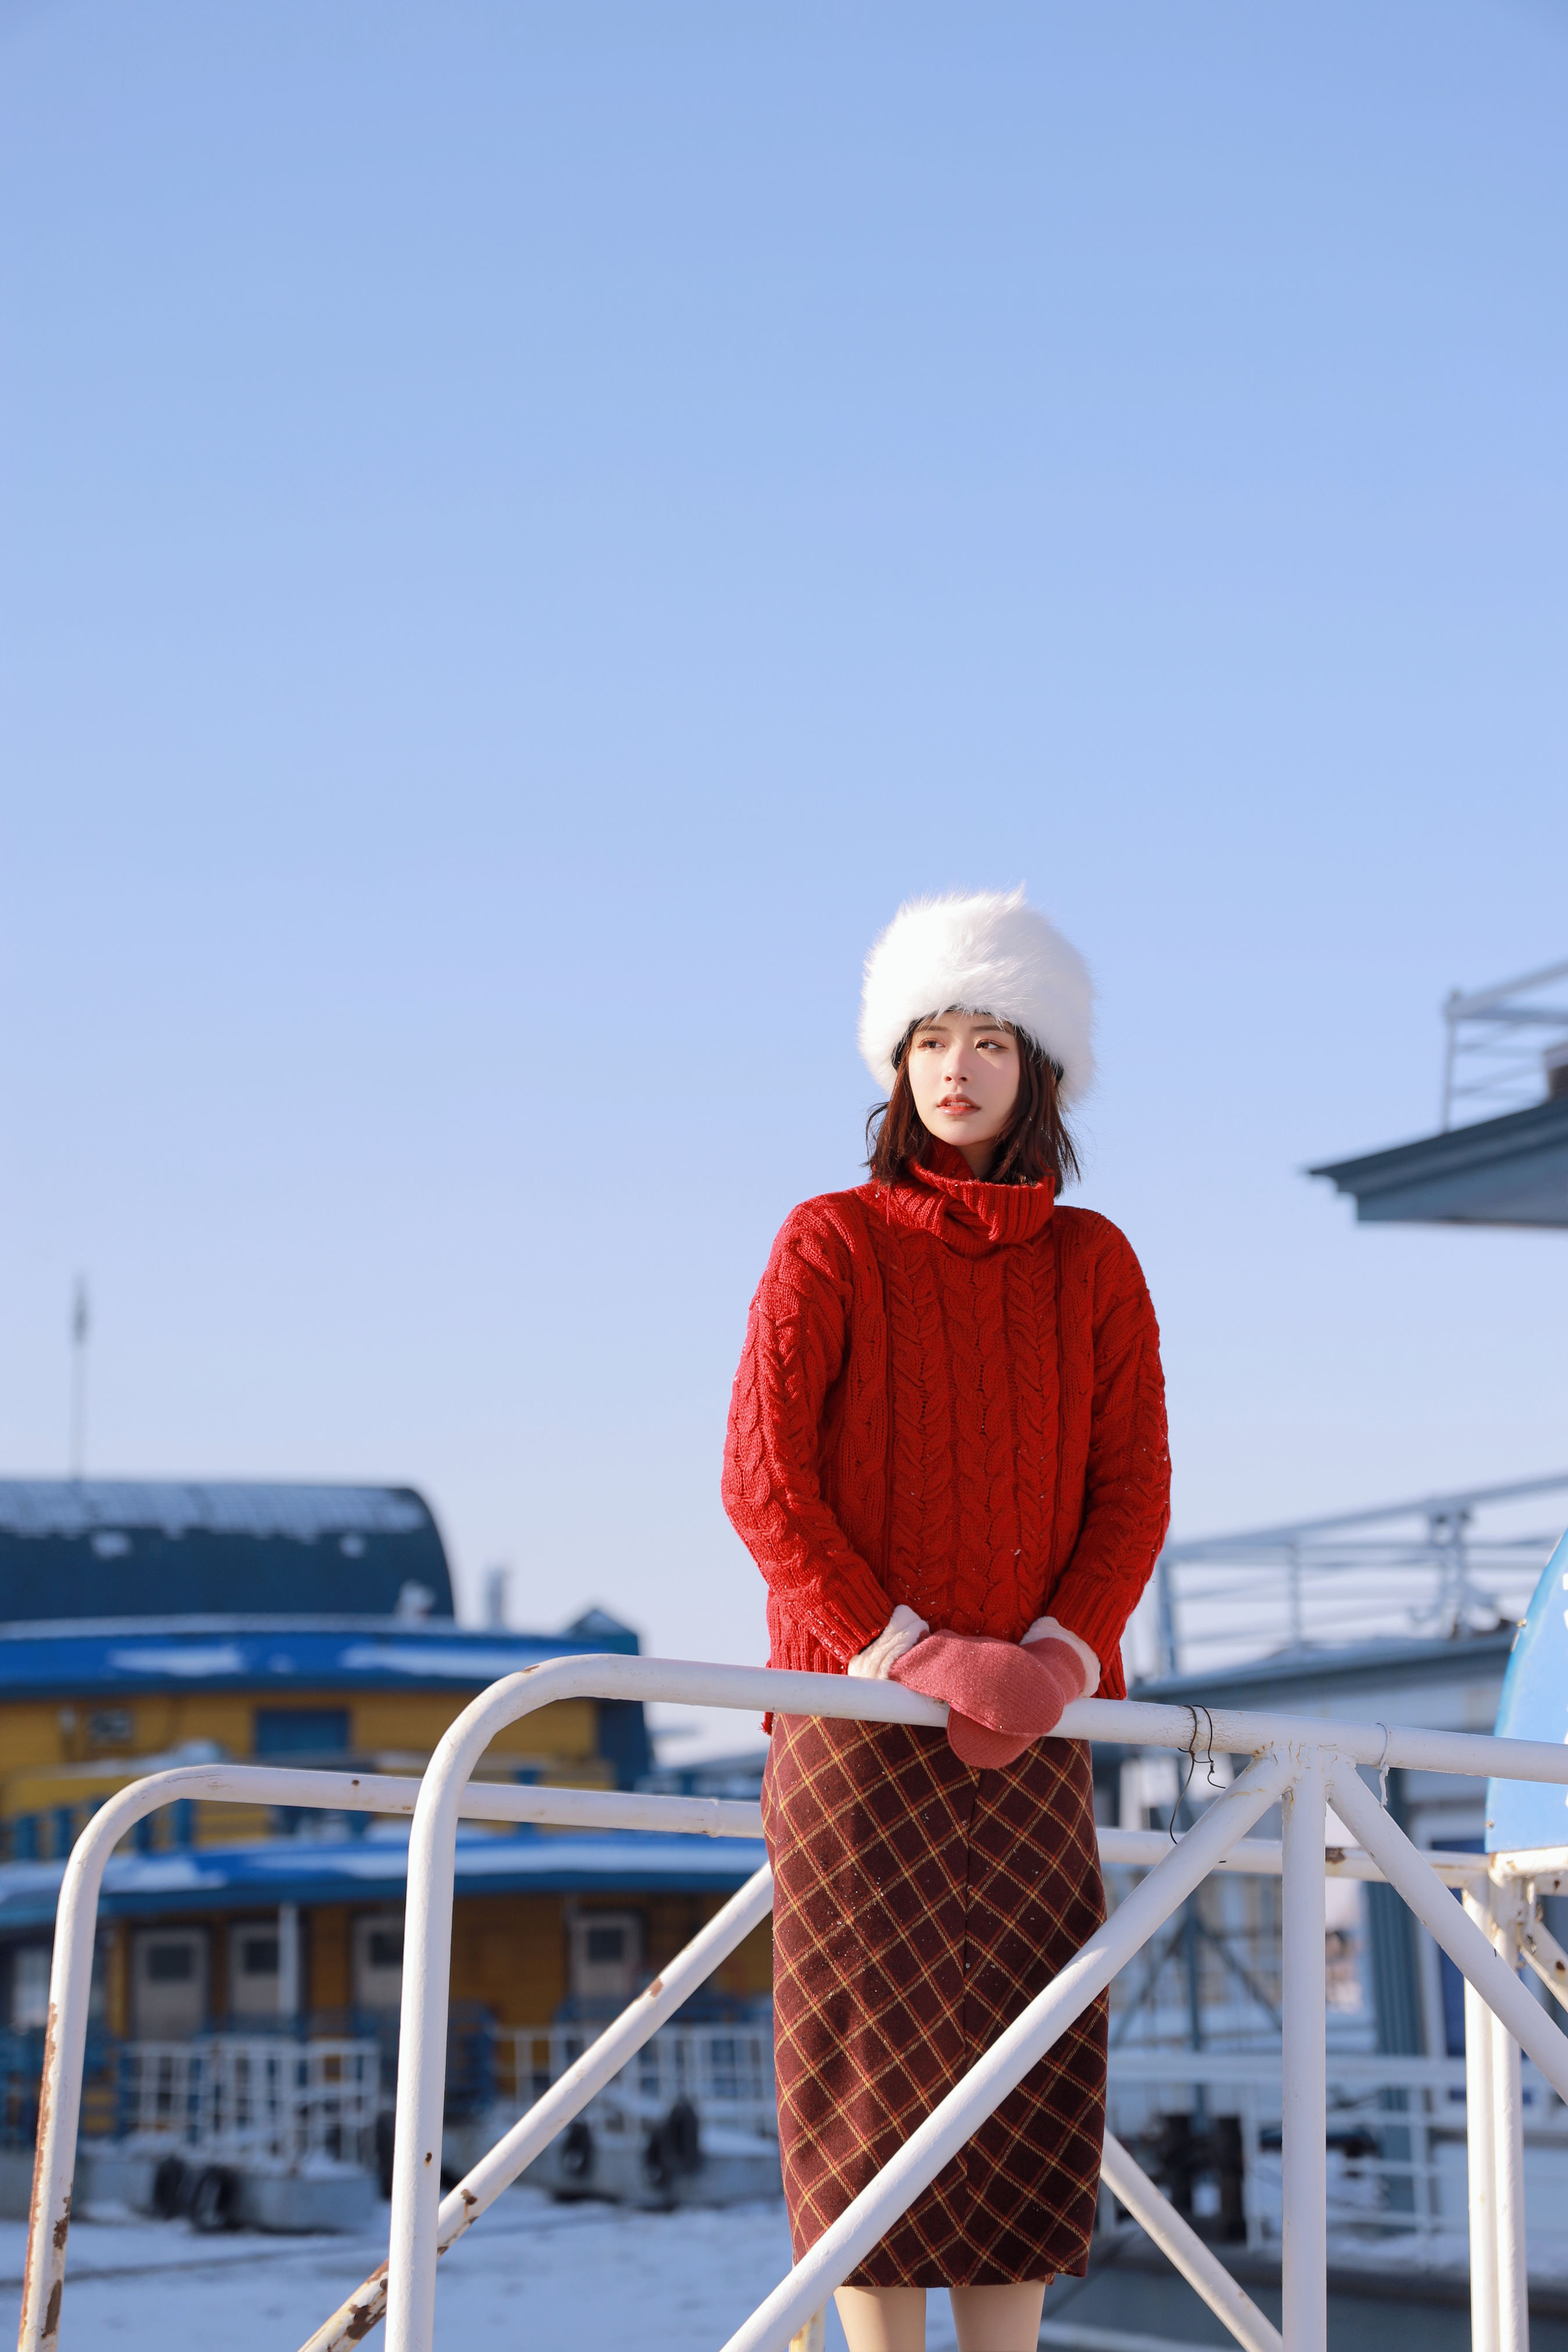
[19,1656,1568,2352]
[1105,2047,1568,2253]
[115,2035,380,2168]
[1146,1472,1568,1675]
[1440,956,1568,1129]
[497,2022,778,2141]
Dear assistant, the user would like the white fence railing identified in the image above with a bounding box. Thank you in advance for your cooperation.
[116,2035,381,2168]
[20,1656,1568,2352]
[1105,2047,1568,2253]
[1145,1472,1568,1674]
[497,2022,778,2141]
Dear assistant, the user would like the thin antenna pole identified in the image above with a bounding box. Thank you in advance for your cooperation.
[69,1276,89,1480]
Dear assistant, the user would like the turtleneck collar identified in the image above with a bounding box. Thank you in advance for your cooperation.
[879,1141,1056,1253]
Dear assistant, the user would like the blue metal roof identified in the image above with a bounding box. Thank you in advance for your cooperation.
[0,1481,456,1623]
[1310,1095,1568,1228]
[0,1825,768,1933]
[1131,1627,1517,1713]
[0,1620,639,1703]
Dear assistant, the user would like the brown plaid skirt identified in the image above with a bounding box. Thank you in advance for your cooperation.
[762,1713,1107,2290]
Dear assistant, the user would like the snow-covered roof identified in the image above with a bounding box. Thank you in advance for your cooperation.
[0,1823,768,1931]
[0,1480,428,1542]
[0,1620,637,1700]
[0,1479,455,1622]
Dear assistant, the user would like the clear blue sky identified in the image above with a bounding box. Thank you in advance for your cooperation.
[2,2,1566,1704]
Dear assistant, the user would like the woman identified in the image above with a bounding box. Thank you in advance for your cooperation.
[723,888,1171,2352]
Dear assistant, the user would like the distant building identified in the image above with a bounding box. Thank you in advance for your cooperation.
[1310,959,1568,1228]
[0,1480,768,2084]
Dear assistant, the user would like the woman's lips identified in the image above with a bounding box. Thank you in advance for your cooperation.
[937,1096,979,1113]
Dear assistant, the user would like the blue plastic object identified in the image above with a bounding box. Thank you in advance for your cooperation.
[1486,1525,1568,1854]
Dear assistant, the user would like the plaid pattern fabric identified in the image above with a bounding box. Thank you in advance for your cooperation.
[763,1714,1107,2289]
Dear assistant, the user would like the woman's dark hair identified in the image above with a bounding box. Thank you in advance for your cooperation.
[864,1015,1080,1191]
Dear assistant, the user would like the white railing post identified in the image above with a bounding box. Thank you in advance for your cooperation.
[1098,2131,1282,2352]
[382,1673,537,2352]
[1279,1750,1328,2352]
[1489,1877,1530,2352]
[299,1866,777,2352]
[1464,1882,1500,2352]
[1326,1769,1568,2103]
[721,1750,1291,2352]
[379,1663,948,2352]
[27,1669,1568,2352]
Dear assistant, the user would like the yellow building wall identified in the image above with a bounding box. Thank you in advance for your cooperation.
[0,1690,608,1845]
[631,1894,774,2001]
[443,1893,770,2019]
[0,1691,598,1776]
[351,1694,598,1764]
[0,1706,77,1771]
[310,1907,351,2013]
[79,1890,765,2039]
[449,1896,567,2026]
[714,1908,774,2002]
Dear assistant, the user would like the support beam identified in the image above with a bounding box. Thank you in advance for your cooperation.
[1280,1755,1327,2352]
[720,1753,1289,2352]
[1464,1886,1499,2352]
[1098,2132,1281,2352]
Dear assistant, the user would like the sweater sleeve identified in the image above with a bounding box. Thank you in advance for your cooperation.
[722,1202,896,1667]
[1045,1226,1172,1673]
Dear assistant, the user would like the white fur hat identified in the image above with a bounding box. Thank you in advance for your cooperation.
[858,888,1095,1103]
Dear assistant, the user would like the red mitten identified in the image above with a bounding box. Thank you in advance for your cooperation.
[1022,1635,1089,1711]
[891,1632,1082,1769]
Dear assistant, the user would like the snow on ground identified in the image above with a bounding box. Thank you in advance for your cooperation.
[0,2189,936,2352]
[9,2192,1548,2351]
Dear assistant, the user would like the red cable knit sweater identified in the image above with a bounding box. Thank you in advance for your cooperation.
[722,1143,1170,1702]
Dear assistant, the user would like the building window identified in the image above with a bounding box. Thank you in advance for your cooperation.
[146,1943,195,1983]
[570,1911,642,2003]
[87,1709,134,1752]
[254,1708,350,1757]
[353,1913,405,2012]
[132,1929,209,2040]
[12,1947,50,2031]
[229,1924,286,2020]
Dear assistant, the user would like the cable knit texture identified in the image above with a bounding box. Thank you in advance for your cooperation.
[722,1142,1170,1702]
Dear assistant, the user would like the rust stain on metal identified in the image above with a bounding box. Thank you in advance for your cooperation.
[42,2282,62,2342]
[645,1976,663,1999]
[1324,1846,1346,1866]
[22,2001,60,2337]
[462,2187,479,2210]
[338,2261,389,2343]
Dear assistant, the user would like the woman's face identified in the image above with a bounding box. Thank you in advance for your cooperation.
[905,1012,1021,1173]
